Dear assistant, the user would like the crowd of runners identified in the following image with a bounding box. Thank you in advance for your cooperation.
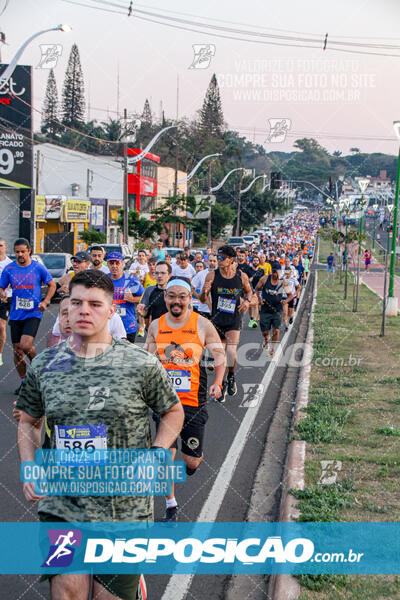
[0,210,318,600]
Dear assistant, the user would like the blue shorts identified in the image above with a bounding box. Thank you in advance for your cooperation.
[326,265,335,274]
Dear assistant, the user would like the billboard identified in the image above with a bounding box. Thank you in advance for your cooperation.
[90,198,107,232]
[0,64,33,188]
[45,195,63,219]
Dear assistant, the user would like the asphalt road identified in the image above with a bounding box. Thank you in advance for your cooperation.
[0,285,313,600]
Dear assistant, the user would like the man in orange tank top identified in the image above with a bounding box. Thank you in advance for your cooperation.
[145,278,226,522]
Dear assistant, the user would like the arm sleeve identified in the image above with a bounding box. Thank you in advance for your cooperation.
[0,266,10,289]
[140,286,153,308]
[143,357,180,415]
[15,364,44,418]
[39,264,53,285]
[109,313,126,338]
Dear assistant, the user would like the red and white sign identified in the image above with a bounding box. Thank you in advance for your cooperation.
[127,173,157,197]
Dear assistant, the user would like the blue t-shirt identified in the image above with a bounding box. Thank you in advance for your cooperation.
[0,261,53,320]
[295,264,305,281]
[327,255,335,267]
[153,248,166,261]
[109,274,144,334]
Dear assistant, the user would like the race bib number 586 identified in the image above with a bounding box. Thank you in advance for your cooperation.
[55,425,107,450]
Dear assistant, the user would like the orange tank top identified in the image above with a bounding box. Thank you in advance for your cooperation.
[155,311,207,407]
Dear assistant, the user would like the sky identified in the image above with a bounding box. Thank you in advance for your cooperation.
[1,0,400,158]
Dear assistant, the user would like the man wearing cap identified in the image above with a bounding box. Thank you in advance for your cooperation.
[145,278,225,521]
[90,245,110,274]
[57,251,90,294]
[107,252,144,343]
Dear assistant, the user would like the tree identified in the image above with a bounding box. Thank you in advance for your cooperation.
[198,74,224,138]
[62,43,85,128]
[41,69,60,139]
[118,209,162,241]
[190,201,235,241]
[350,147,360,154]
[142,98,152,125]
[79,228,106,245]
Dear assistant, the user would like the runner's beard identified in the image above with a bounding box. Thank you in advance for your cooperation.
[170,304,184,316]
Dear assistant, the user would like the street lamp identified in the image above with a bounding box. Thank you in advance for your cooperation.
[127,125,177,165]
[211,167,245,192]
[0,25,72,90]
[236,174,266,235]
[386,121,400,316]
[372,202,378,249]
[382,203,395,332]
[177,153,222,184]
[353,178,369,312]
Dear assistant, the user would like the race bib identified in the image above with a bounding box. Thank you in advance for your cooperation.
[217,296,236,314]
[55,424,107,451]
[116,306,126,316]
[16,297,34,310]
[166,369,191,393]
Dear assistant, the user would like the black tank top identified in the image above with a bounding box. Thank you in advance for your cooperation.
[210,268,243,327]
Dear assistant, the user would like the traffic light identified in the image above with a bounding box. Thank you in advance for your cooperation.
[270,171,282,190]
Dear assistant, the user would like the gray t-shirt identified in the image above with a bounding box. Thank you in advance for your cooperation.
[17,337,179,522]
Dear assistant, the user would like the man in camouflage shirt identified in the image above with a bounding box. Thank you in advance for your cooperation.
[17,270,184,600]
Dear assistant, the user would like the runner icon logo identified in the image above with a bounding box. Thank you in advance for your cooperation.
[87,386,110,411]
[41,529,82,568]
[240,384,265,408]
[187,437,200,450]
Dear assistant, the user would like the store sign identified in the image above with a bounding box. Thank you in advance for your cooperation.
[45,195,63,219]
[63,199,90,223]
[35,196,46,221]
[127,173,158,197]
[0,64,33,188]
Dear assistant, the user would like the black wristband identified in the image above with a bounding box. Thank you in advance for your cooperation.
[150,445,164,450]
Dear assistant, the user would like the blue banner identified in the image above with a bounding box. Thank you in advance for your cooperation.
[0,522,400,574]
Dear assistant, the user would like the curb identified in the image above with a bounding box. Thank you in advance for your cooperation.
[270,271,318,600]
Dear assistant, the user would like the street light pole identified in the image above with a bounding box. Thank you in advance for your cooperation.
[353,179,369,312]
[387,120,400,315]
[0,24,72,90]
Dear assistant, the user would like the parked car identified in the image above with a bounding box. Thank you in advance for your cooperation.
[8,254,45,266]
[226,236,246,248]
[38,253,72,282]
[164,247,181,264]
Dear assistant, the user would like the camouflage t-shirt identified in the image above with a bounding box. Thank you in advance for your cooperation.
[16,337,179,522]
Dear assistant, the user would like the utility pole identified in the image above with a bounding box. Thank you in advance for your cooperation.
[35,149,40,193]
[173,75,179,246]
[122,108,129,244]
[86,169,93,198]
[235,171,244,236]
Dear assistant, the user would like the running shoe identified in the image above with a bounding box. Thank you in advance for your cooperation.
[285,324,289,332]
[163,505,178,522]
[227,373,237,396]
[269,347,275,357]
[0,355,3,366]
[289,317,293,324]
[218,381,227,404]
[137,327,145,337]
[263,340,271,352]
[248,319,258,328]
[14,383,22,395]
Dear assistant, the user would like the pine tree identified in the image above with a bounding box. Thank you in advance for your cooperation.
[142,98,152,125]
[198,74,224,138]
[62,44,85,128]
[41,69,59,138]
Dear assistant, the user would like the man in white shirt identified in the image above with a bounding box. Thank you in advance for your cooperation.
[50,299,126,341]
[172,252,195,280]
[90,246,110,274]
[0,238,12,365]
[191,253,217,316]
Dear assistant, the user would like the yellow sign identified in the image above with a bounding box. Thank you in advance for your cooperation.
[63,199,90,223]
[35,196,46,221]
[109,209,118,223]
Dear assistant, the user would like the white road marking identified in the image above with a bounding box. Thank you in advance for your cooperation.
[161,280,310,600]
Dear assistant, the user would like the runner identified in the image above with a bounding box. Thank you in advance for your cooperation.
[237,249,259,329]
[191,254,218,318]
[172,252,196,280]
[128,249,149,282]
[255,269,292,356]
[326,251,335,283]
[304,254,310,282]
[136,261,172,325]
[0,238,12,366]
[145,278,225,521]
[57,251,91,294]
[152,239,167,261]
[191,260,205,313]
[0,238,56,394]
[200,245,256,398]
[143,257,157,288]
[16,269,184,600]
[90,245,110,274]
[281,266,300,330]
[107,251,144,343]
[364,249,372,272]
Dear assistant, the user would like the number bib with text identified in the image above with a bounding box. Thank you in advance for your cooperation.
[16,297,34,310]
[217,297,236,314]
[116,306,126,316]
[166,369,191,393]
[55,425,107,451]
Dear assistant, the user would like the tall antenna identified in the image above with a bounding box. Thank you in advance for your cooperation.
[117,62,120,118]
[87,80,91,121]
[176,74,179,120]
